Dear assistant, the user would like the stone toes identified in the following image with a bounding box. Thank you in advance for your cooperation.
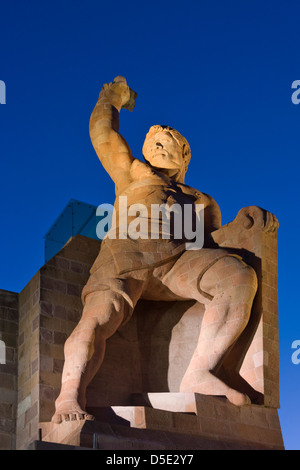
[62,413,70,421]
[85,413,95,421]
[51,414,62,424]
[51,410,95,423]
[227,391,251,407]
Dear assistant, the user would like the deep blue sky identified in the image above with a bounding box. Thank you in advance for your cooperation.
[0,0,299,449]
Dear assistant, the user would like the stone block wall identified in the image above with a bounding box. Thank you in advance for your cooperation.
[0,236,101,450]
[16,235,100,449]
[38,236,100,425]
[16,272,40,449]
[0,290,18,450]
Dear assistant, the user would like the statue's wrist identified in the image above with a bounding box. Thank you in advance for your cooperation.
[99,96,122,112]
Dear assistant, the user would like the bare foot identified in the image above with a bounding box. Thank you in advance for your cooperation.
[180,370,251,407]
[51,400,95,424]
[225,389,251,406]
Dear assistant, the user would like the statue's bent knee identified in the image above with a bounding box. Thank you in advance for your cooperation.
[200,255,258,302]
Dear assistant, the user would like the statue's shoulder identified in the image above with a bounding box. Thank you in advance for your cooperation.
[177,182,217,207]
[177,182,204,199]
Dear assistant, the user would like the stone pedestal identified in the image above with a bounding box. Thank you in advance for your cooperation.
[0,212,284,450]
[38,393,284,450]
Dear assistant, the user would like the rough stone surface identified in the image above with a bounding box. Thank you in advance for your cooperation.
[0,236,100,450]
[0,289,18,450]
[39,394,284,450]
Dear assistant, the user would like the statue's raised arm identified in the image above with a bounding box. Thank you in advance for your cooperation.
[89,76,137,193]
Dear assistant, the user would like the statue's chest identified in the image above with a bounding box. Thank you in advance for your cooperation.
[123,160,197,208]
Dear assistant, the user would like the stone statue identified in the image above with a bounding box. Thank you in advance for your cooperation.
[52,77,278,423]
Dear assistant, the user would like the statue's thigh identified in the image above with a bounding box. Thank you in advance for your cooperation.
[161,248,233,303]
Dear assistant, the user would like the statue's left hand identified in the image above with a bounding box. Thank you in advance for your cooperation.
[237,206,279,233]
[99,76,137,111]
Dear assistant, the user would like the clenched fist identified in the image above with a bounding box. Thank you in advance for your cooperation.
[99,76,137,111]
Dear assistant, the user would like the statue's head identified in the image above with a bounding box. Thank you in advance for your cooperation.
[142,125,191,182]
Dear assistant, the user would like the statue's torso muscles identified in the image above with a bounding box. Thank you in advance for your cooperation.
[109,159,210,245]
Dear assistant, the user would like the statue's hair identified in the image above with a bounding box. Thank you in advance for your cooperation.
[143,125,191,172]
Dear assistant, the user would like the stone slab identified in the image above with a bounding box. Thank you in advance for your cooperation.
[39,393,284,450]
[131,393,197,413]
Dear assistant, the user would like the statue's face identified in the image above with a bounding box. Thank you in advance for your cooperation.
[143,131,184,172]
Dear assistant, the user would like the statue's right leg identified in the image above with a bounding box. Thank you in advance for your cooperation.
[51,281,142,423]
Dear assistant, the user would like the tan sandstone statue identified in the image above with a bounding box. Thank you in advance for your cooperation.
[52,77,278,423]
